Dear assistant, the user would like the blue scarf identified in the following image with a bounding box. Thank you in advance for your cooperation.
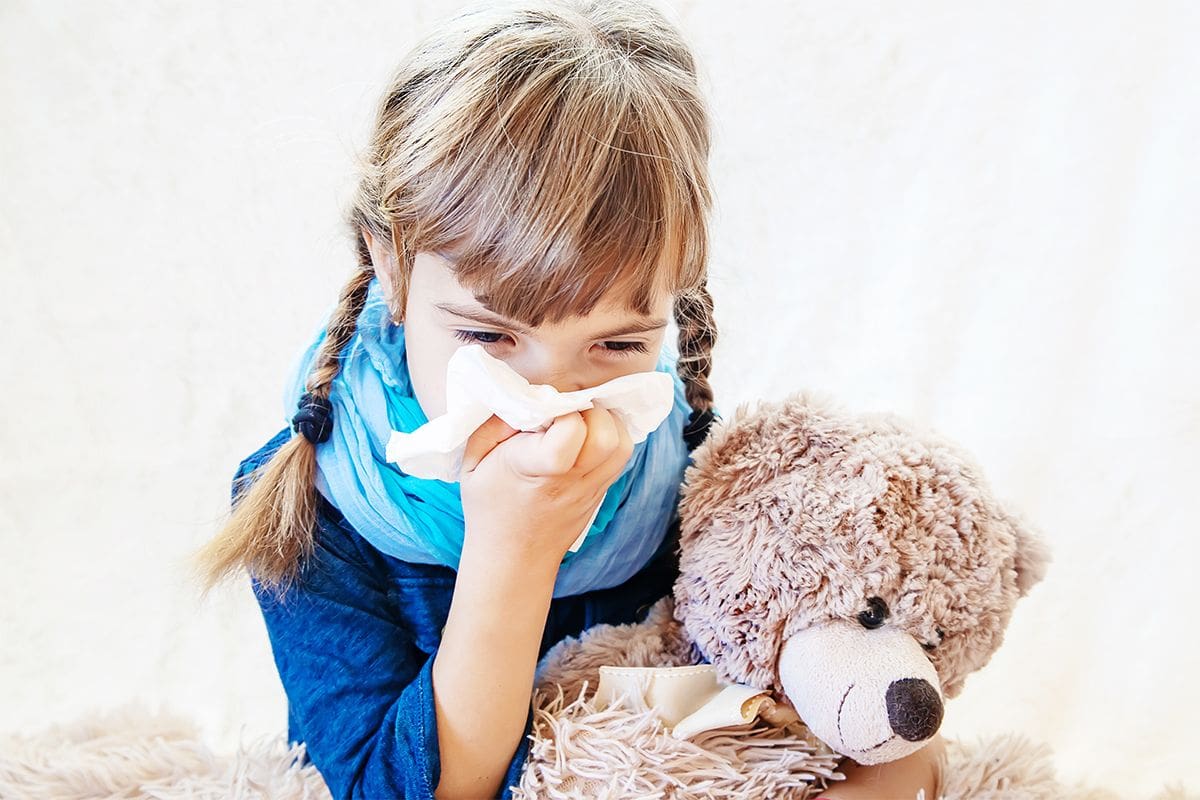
[283,277,695,598]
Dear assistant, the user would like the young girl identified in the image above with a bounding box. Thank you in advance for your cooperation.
[195,1,941,798]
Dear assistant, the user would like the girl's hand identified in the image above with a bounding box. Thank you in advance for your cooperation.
[458,407,634,566]
[816,734,945,800]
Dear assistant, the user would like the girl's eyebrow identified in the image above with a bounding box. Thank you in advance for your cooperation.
[435,302,667,339]
[435,303,533,333]
[593,318,669,338]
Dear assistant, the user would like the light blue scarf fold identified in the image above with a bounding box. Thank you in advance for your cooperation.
[283,277,694,598]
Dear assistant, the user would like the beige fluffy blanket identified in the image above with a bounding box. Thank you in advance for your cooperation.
[0,705,330,800]
[0,607,1192,800]
[1,702,1189,800]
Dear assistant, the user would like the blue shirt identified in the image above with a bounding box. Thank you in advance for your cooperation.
[236,426,685,800]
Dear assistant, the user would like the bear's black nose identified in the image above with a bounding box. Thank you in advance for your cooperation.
[885,678,944,742]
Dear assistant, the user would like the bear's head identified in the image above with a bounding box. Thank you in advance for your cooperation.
[673,393,1050,765]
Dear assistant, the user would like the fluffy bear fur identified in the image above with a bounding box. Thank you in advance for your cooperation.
[674,392,1050,702]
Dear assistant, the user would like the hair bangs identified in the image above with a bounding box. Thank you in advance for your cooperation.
[395,45,707,326]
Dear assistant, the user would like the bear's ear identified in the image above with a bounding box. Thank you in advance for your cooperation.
[1007,510,1051,596]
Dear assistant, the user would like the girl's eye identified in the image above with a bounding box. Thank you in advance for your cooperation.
[601,340,649,357]
[451,330,649,358]
[452,329,508,345]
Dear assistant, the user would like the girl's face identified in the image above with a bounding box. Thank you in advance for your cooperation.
[365,231,673,420]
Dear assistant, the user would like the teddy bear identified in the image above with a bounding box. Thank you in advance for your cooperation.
[513,391,1052,799]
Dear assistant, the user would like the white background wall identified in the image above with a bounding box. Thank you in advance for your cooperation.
[2,0,1196,793]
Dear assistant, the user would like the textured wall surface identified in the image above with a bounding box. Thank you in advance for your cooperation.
[2,0,1196,792]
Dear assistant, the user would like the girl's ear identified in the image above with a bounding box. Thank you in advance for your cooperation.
[361,226,405,322]
[361,227,395,295]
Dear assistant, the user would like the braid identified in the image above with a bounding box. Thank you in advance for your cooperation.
[673,281,717,413]
[354,224,373,268]
[190,265,375,602]
[305,267,375,396]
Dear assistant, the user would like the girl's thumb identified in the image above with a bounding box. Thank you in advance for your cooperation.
[460,414,519,474]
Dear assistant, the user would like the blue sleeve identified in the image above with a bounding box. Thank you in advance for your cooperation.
[235,442,533,799]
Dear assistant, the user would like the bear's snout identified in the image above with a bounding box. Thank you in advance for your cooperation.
[778,620,946,765]
[886,677,944,741]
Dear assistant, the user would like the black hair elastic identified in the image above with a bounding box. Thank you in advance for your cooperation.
[683,406,718,453]
[292,392,334,444]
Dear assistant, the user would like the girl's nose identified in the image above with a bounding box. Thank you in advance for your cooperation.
[523,370,587,394]
[511,356,589,394]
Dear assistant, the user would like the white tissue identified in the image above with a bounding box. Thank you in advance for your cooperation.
[385,344,676,552]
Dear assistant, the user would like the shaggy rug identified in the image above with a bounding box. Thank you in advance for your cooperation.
[0,702,1193,800]
[0,705,330,800]
[1,632,1193,800]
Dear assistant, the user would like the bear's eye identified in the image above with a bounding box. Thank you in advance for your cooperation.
[921,628,946,652]
[857,596,890,629]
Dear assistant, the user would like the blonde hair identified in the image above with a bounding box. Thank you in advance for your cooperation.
[192,0,717,599]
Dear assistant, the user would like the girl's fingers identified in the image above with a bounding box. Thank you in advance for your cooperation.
[571,406,620,475]
[461,414,519,474]
[508,411,587,476]
[580,407,634,485]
